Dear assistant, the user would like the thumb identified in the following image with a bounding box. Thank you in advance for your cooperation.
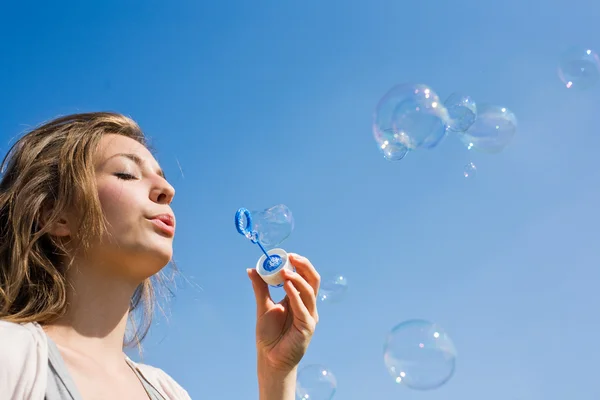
[247,268,272,316]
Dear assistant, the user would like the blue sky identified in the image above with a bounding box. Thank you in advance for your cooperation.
[1,1,600,399]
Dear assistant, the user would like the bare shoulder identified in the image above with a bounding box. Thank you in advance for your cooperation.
[133,361,191,400]
[0,320,48,399]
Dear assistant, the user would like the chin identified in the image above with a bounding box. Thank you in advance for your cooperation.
[91,238,174,282]
[124,245,174,281]
[130,254,172,282]
[147,247,173,273]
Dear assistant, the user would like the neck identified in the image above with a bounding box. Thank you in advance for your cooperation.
[43,259,140,365]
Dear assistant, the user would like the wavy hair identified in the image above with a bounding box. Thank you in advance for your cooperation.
[0,112,167,348]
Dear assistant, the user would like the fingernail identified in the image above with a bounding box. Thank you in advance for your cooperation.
[246,268,252,275]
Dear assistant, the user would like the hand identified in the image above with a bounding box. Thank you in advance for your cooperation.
[247,253,321,374]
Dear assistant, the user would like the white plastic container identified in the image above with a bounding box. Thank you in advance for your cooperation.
[255,248,294,287]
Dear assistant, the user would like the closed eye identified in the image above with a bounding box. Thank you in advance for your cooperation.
[114,173,138,180]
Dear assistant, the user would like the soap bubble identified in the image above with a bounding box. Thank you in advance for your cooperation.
[458,104,517,153]
[373,84,450,160]
[558,47,600,90]
[379,141,409,162]
[251,204,294,248]
[238,204,294,249]
[463,162,477,178]
[296,364,337,400]
[444,93,477,133]
[383,319,456,391]
[318,274,348,304]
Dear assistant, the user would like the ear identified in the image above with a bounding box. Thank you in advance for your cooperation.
[39,203,72,237]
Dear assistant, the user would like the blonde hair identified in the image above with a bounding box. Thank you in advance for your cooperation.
[0,112,167,348]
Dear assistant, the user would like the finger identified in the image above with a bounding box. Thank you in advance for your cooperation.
[281,268,318,318]
[247,268,273,317]
[288,254,321,296]
[283,279,316,330]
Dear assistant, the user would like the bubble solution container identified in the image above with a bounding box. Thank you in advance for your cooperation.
[255,248,294,287]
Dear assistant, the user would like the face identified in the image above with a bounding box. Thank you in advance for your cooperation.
[87,134,176,281]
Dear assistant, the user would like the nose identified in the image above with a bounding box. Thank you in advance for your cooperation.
[150,178,175,205]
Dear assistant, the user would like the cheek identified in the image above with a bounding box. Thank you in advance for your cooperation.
[97,183,143,229]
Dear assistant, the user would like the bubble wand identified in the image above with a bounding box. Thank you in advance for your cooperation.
[235,207,293,287]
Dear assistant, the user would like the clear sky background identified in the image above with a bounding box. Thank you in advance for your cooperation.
[1,1,599,399]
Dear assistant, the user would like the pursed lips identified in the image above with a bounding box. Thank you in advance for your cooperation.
[148,213,175,236]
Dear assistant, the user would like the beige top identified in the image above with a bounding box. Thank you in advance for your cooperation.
[0,320,191,400]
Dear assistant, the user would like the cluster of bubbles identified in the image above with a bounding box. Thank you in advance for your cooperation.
[239,47,599,400]
[372,46,600,180]
[372,83,517,178]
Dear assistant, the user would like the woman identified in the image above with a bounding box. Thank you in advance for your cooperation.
[0,112,320,399]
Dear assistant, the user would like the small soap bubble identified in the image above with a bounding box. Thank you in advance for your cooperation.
[558,47,600,90]
[379,140,409,162]
[444,93,477,133]
[463,162,476,178]
[383,319,456,391]
[318,274,348,304]
[458,104,516,154]
[373,84,450,159]
[296,364,337,400]
[251,204,294,249]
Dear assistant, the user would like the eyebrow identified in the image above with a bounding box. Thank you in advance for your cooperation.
[111,153,166,179]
